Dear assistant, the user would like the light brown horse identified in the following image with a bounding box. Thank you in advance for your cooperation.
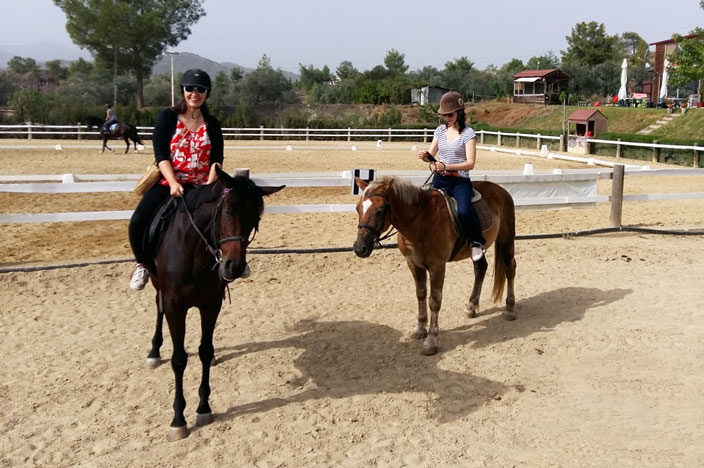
[353,176,516,355]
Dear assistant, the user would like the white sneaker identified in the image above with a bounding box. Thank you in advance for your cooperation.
[129,264,149,290]
[471,243,485,262]
[240,263,251,279]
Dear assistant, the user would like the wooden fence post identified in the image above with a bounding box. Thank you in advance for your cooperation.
[387,128,392,142]
[536,134,541,150]
[27,122,32,140]
[305,127,310,142]
[693,143,699,168]
[77,123,82,141]
[259,125,264,141]
[516,134,521,148]
[423,128,428,144]
[497,131,502,146]
[652,140,659,163]
[610,164,625,227]
[559,134,564,152]
[616,138,621,158]
[480,131,484,145]
[347,127,351,142]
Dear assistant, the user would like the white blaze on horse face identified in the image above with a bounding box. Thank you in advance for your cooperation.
[362,199,372,216]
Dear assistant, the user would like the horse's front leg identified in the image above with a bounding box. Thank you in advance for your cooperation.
[467,255,489,318]
[422,263,446,356]
[124,136,130,153]
[101,136,107,153]
[164,304,189,441]
[406,259,428,340]
[146,291,164,369]
[195,296,222,427]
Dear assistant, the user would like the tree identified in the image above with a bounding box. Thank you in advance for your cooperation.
[619,32,648,65]
[7,56,40,75]
[668,28,704,96]
[336,61,359,80]
[54,0,205,108]
[562,21,619,67]
[525,51,560,70]
[384,49,409,75]
[501,58,525,74]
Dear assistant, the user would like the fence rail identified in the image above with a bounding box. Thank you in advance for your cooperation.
[1,123,702,167]
[2,167,703,225]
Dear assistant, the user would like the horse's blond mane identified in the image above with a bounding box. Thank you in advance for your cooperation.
[366,177,423,205]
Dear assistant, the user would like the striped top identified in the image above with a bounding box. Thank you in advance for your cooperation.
[434,125,476,178]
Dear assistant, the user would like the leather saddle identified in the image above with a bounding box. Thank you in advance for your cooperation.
[437,188,493,261]
[141,197,178,270]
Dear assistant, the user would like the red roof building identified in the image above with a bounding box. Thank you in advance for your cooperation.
[513,69,569,105]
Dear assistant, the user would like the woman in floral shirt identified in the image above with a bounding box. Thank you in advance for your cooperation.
[128,69,227,290]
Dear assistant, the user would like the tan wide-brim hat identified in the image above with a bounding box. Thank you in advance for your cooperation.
[438,91,465,114]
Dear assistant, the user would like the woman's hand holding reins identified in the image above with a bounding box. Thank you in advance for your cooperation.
[169,181,185,197]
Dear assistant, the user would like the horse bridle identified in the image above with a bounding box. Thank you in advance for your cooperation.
[180,188,254,265]
[357,192,395,243]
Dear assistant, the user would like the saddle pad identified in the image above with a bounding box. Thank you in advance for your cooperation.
[109,123,118,132]
[439,188,493,236]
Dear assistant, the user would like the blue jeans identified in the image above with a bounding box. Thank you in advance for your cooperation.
[432,174,486,245]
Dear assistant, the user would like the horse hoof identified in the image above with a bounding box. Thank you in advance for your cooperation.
[412,329,427,340]
[503,311,516,321]
[168,425,190,441]
[195,412,214,427]
[421,345,438,356]
[466,307,477,319]
[145,357,161,369]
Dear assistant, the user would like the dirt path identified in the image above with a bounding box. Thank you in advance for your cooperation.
[1,141,703,466]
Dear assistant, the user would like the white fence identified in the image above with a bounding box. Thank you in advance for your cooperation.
[2,167,703,225]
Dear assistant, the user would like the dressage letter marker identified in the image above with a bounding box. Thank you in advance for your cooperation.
[352,169,375,195]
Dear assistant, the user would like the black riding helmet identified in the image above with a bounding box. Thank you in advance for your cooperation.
[180,68,212,92]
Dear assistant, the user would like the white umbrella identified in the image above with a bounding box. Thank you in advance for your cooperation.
[659,58,669,101]
[617,58,628,100]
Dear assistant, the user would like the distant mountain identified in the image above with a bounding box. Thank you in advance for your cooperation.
[151,52,299,82]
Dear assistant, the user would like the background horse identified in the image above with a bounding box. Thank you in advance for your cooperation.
[143,167,283,440]
[353,176,516,356]
[85,116,143,153]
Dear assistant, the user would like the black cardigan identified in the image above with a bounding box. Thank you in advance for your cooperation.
[152,108,224,166]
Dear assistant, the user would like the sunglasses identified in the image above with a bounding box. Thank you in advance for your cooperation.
[184,85,208,94]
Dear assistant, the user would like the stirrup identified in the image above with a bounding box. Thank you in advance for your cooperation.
[470,242,485,262]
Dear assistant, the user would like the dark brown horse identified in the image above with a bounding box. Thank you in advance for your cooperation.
[143,167,283,440]
[353,176,516,355]
[85,116,143,153]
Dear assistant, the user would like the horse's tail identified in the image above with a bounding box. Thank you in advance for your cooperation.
[491,189,516,303]
[130,125,144,144]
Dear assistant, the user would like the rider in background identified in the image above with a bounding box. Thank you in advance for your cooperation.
[418,90,486,262]
[127,68,244,291]
[103,103,118,134]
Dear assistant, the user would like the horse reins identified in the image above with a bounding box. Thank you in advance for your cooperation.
[357,192,397,245]
[179,188,251,266]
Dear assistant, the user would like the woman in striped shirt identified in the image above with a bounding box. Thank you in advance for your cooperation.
[418,90,486,261]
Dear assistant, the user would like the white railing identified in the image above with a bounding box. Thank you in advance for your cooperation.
[2,167,703,224]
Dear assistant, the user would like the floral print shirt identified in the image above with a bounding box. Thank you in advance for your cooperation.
[159,119,212,186]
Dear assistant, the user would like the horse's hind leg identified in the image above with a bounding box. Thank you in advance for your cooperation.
[503,246,517,321]
[467,255,489,318]
[406,260,428,340]
[124,136,130,153]
[195,297,222,427]
[146,291,164,369]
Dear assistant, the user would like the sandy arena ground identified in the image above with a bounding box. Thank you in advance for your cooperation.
[1,140,704,466]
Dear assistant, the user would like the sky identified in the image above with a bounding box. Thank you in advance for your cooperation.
[1,0,702,72]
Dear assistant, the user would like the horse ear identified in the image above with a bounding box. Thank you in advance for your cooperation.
[258,185,285,196]
[215,165,234,185]
[355,177,369,191]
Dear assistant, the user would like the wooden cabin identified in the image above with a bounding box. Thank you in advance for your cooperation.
[648,33,701,104]
[513,69,569,104]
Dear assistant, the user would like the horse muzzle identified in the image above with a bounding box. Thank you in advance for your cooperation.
[218,256,248,282]
[353,236,375,258]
